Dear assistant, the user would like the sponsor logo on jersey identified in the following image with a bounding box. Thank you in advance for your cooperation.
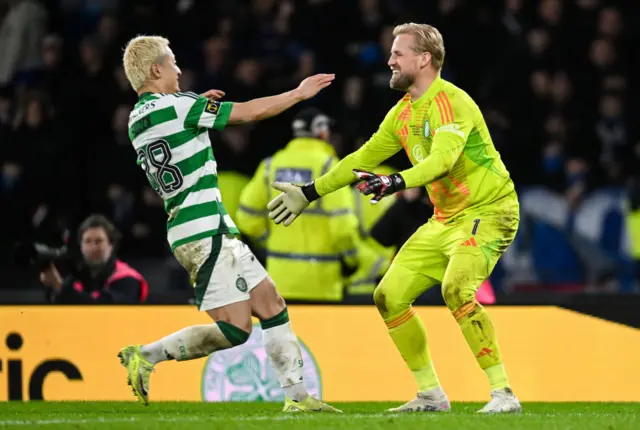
[424,120,430,137]
[130,101,156,119]
[201,325,322,402]
[436,123,465,138]
[205,100,220,114]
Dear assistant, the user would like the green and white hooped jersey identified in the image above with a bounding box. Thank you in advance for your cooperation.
[128,92,239,250]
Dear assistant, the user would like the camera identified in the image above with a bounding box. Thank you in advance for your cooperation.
[13,242,69,271]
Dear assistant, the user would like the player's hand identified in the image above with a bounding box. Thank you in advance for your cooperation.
[295,74,335,100]
[267,182,311,226]
[200,89,225,100]
[353,169,406,204]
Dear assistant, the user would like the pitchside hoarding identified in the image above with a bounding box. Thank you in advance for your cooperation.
[0,306,638,402]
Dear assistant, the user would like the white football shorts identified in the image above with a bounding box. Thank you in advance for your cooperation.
[173,234,268,311]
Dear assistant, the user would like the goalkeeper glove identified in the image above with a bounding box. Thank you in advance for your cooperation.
[353,169,406,203]
[267,181,320,226]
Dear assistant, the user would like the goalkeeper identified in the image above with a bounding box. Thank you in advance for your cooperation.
[267,23,522,414]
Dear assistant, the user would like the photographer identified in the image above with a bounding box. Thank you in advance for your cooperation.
[40,214,148,304]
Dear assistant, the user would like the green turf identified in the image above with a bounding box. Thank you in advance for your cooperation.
[0,402,638,430]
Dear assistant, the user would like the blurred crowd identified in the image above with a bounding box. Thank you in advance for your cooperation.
[1,0,639,296]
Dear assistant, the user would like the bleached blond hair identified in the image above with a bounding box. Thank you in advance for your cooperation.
[122,35,170,91]
[393,23,445,71]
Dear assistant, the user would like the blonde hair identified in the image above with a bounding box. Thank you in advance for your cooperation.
[393,23,445,71]
[122,35,170,90]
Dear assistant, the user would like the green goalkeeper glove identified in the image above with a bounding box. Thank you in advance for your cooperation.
[267,182,319,226]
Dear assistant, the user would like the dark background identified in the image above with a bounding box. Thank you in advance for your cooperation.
[1,0,639,307]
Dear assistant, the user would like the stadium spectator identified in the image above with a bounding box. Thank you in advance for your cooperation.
[40,214,149,304]
[0,0,48,85]
[236,107,387,302]
[0,0,638,298]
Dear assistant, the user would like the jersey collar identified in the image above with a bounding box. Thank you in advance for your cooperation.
[411,75,445,109]
[138,92,155,102]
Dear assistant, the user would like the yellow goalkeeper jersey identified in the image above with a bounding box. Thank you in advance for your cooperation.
[315,76,517,222]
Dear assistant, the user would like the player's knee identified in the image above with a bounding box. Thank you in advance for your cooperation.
[441,281,481,322]
[373,283,387,313]
[237,320,253,339]
[257,293,286,321]
[250,276,286,320]
[217,313,253,338]
[373,283,406,318]
[441,280,476,313]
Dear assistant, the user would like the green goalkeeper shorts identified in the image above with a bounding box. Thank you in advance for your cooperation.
[392,194,519,286]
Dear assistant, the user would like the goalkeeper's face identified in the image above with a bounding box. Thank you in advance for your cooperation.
[388,34,422,91]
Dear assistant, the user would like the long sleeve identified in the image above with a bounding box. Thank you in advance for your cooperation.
[174,93,233,131]
[400,100,473,188]
[314,108,402,196]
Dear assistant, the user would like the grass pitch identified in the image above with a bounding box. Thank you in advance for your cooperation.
[0,401,638,429]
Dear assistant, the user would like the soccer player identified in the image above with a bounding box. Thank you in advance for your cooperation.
[119,35,340,413]
[267,23,522,413]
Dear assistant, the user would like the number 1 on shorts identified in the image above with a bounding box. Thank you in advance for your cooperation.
[472,218,480,236]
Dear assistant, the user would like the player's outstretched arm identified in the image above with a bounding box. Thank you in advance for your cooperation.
[311,109,402,198]
[266,144,400,226]
[228,74,335,124]
[399,108,471,189]
[354,98,473,203]
[267,106,402,226]
[399,135,465,187]
[354,131,466,203]
[267,182,311,227]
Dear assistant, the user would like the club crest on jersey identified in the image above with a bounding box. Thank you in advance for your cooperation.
[412,144,426,162]
[205,100,220,114]
[424,120,430,137]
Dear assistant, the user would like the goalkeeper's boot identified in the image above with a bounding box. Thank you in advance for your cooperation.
[283,395,343,413]
[118,345,154,405]
[386,387,451,413]
[477,388,522,414]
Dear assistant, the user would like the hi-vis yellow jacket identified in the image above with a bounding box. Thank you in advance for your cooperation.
[236,137,360,301]
[346,165,398,295]
[627,208,640,259]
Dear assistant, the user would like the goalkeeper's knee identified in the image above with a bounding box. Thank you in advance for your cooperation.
[374,262,434,320]
[441,252,488,320]
[373,282,408,321]
[441,276,481,322]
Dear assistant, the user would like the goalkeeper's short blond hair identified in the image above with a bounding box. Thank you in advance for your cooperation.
[122,35,170,91]
[393,23,445,71]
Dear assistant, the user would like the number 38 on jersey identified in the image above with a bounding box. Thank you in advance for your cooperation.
[137,139,184,194]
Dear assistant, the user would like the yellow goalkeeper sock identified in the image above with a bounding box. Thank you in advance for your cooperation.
[455,300,510,391]
[386,307,441,392]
